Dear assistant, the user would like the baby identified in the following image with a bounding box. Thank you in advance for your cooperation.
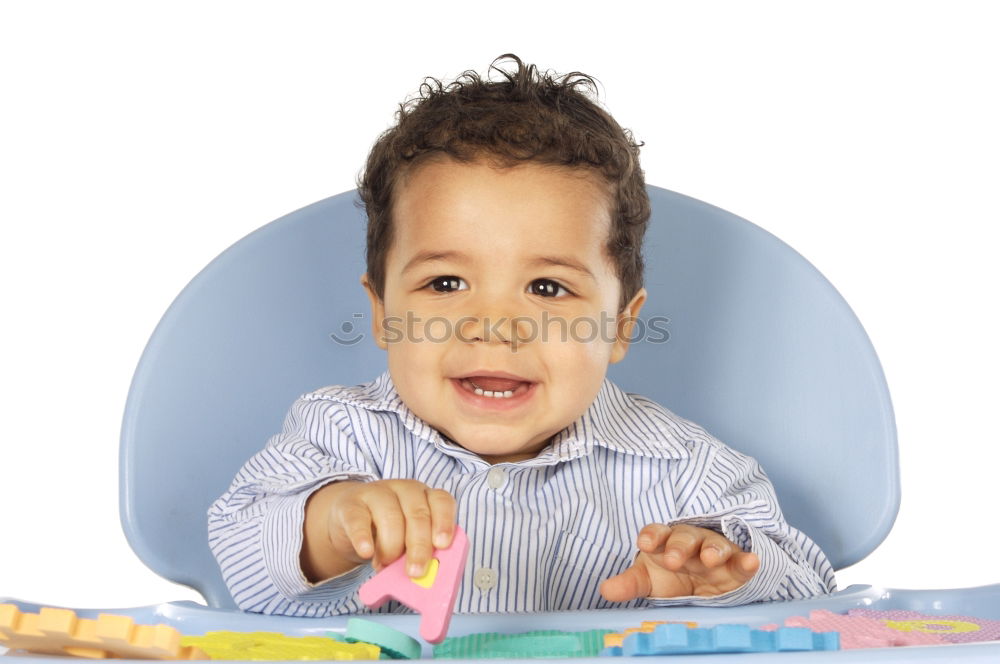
[208,55,835,616]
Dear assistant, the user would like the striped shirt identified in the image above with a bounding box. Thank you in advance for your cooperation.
[208,370,835,616]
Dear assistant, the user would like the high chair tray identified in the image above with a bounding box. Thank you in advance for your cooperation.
[3,584,999,662]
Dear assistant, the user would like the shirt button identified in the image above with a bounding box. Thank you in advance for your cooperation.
[486,467,506,489]
[474,567,497,591]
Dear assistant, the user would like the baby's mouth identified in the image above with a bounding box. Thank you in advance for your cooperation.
[457,376,533,399]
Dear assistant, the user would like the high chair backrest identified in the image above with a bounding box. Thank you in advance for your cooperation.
[120,187,899,609]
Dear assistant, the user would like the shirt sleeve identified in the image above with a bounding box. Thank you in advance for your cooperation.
[207,395,380,615]
[644,444,837,607]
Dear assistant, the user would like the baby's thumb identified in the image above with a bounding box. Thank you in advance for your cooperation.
[599,566,650,603]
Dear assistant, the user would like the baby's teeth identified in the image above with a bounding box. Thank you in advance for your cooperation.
[466,380,517,398]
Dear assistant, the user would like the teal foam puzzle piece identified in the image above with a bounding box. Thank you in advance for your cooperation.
[342,618,422,659]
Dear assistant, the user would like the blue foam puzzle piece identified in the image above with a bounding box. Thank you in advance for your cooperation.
[608,624,839,656]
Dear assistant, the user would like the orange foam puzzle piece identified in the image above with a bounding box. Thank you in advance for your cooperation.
[0,604,207,659]
[604,621,698,648]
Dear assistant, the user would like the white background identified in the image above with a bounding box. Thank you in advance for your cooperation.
[1,1,997,609]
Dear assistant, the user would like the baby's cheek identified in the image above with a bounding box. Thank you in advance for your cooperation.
[385,354,438,409]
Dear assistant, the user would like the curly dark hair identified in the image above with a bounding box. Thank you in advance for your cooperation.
[358,54,650,314]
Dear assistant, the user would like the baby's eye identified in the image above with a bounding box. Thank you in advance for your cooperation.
[529,278,571,298]
[427,276,468,293]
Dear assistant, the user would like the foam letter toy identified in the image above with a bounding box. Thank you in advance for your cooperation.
[358,526,469,643]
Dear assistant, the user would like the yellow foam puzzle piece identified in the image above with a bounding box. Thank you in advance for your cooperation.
[181,631,380,660]
[884,619,981,634]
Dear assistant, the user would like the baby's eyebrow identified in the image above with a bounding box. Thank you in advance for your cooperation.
[526,255,596,281]
[402,250,596,282]
[401,250,466,275]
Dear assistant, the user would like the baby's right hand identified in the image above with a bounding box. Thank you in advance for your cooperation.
[317,479,457,579]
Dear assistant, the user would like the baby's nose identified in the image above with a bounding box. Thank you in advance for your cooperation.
[459,311,540,347]
[460,313,512,344]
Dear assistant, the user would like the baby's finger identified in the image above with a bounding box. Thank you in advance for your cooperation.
[360,486,406,568]
[728,551,761,583]
[337,500,376,561]
[636,523,672,553]
[698,533,736,568]
[662,525,706,570]
[427,489,457,550]
[395,484,436,578]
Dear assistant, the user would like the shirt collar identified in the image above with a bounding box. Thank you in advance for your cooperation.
[538,376,692,463]
[340,370,692,465]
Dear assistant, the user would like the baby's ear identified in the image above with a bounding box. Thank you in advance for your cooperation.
[610,287,647,364]
[360,273,388,350]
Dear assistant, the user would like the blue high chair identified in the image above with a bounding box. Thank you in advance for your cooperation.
[4,187,999,661]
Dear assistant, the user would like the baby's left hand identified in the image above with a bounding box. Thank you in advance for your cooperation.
[600,523,760,602]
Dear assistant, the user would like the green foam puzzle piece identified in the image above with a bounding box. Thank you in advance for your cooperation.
[433,629,613,659]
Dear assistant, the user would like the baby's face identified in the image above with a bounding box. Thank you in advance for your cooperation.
[363,158,645,463]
